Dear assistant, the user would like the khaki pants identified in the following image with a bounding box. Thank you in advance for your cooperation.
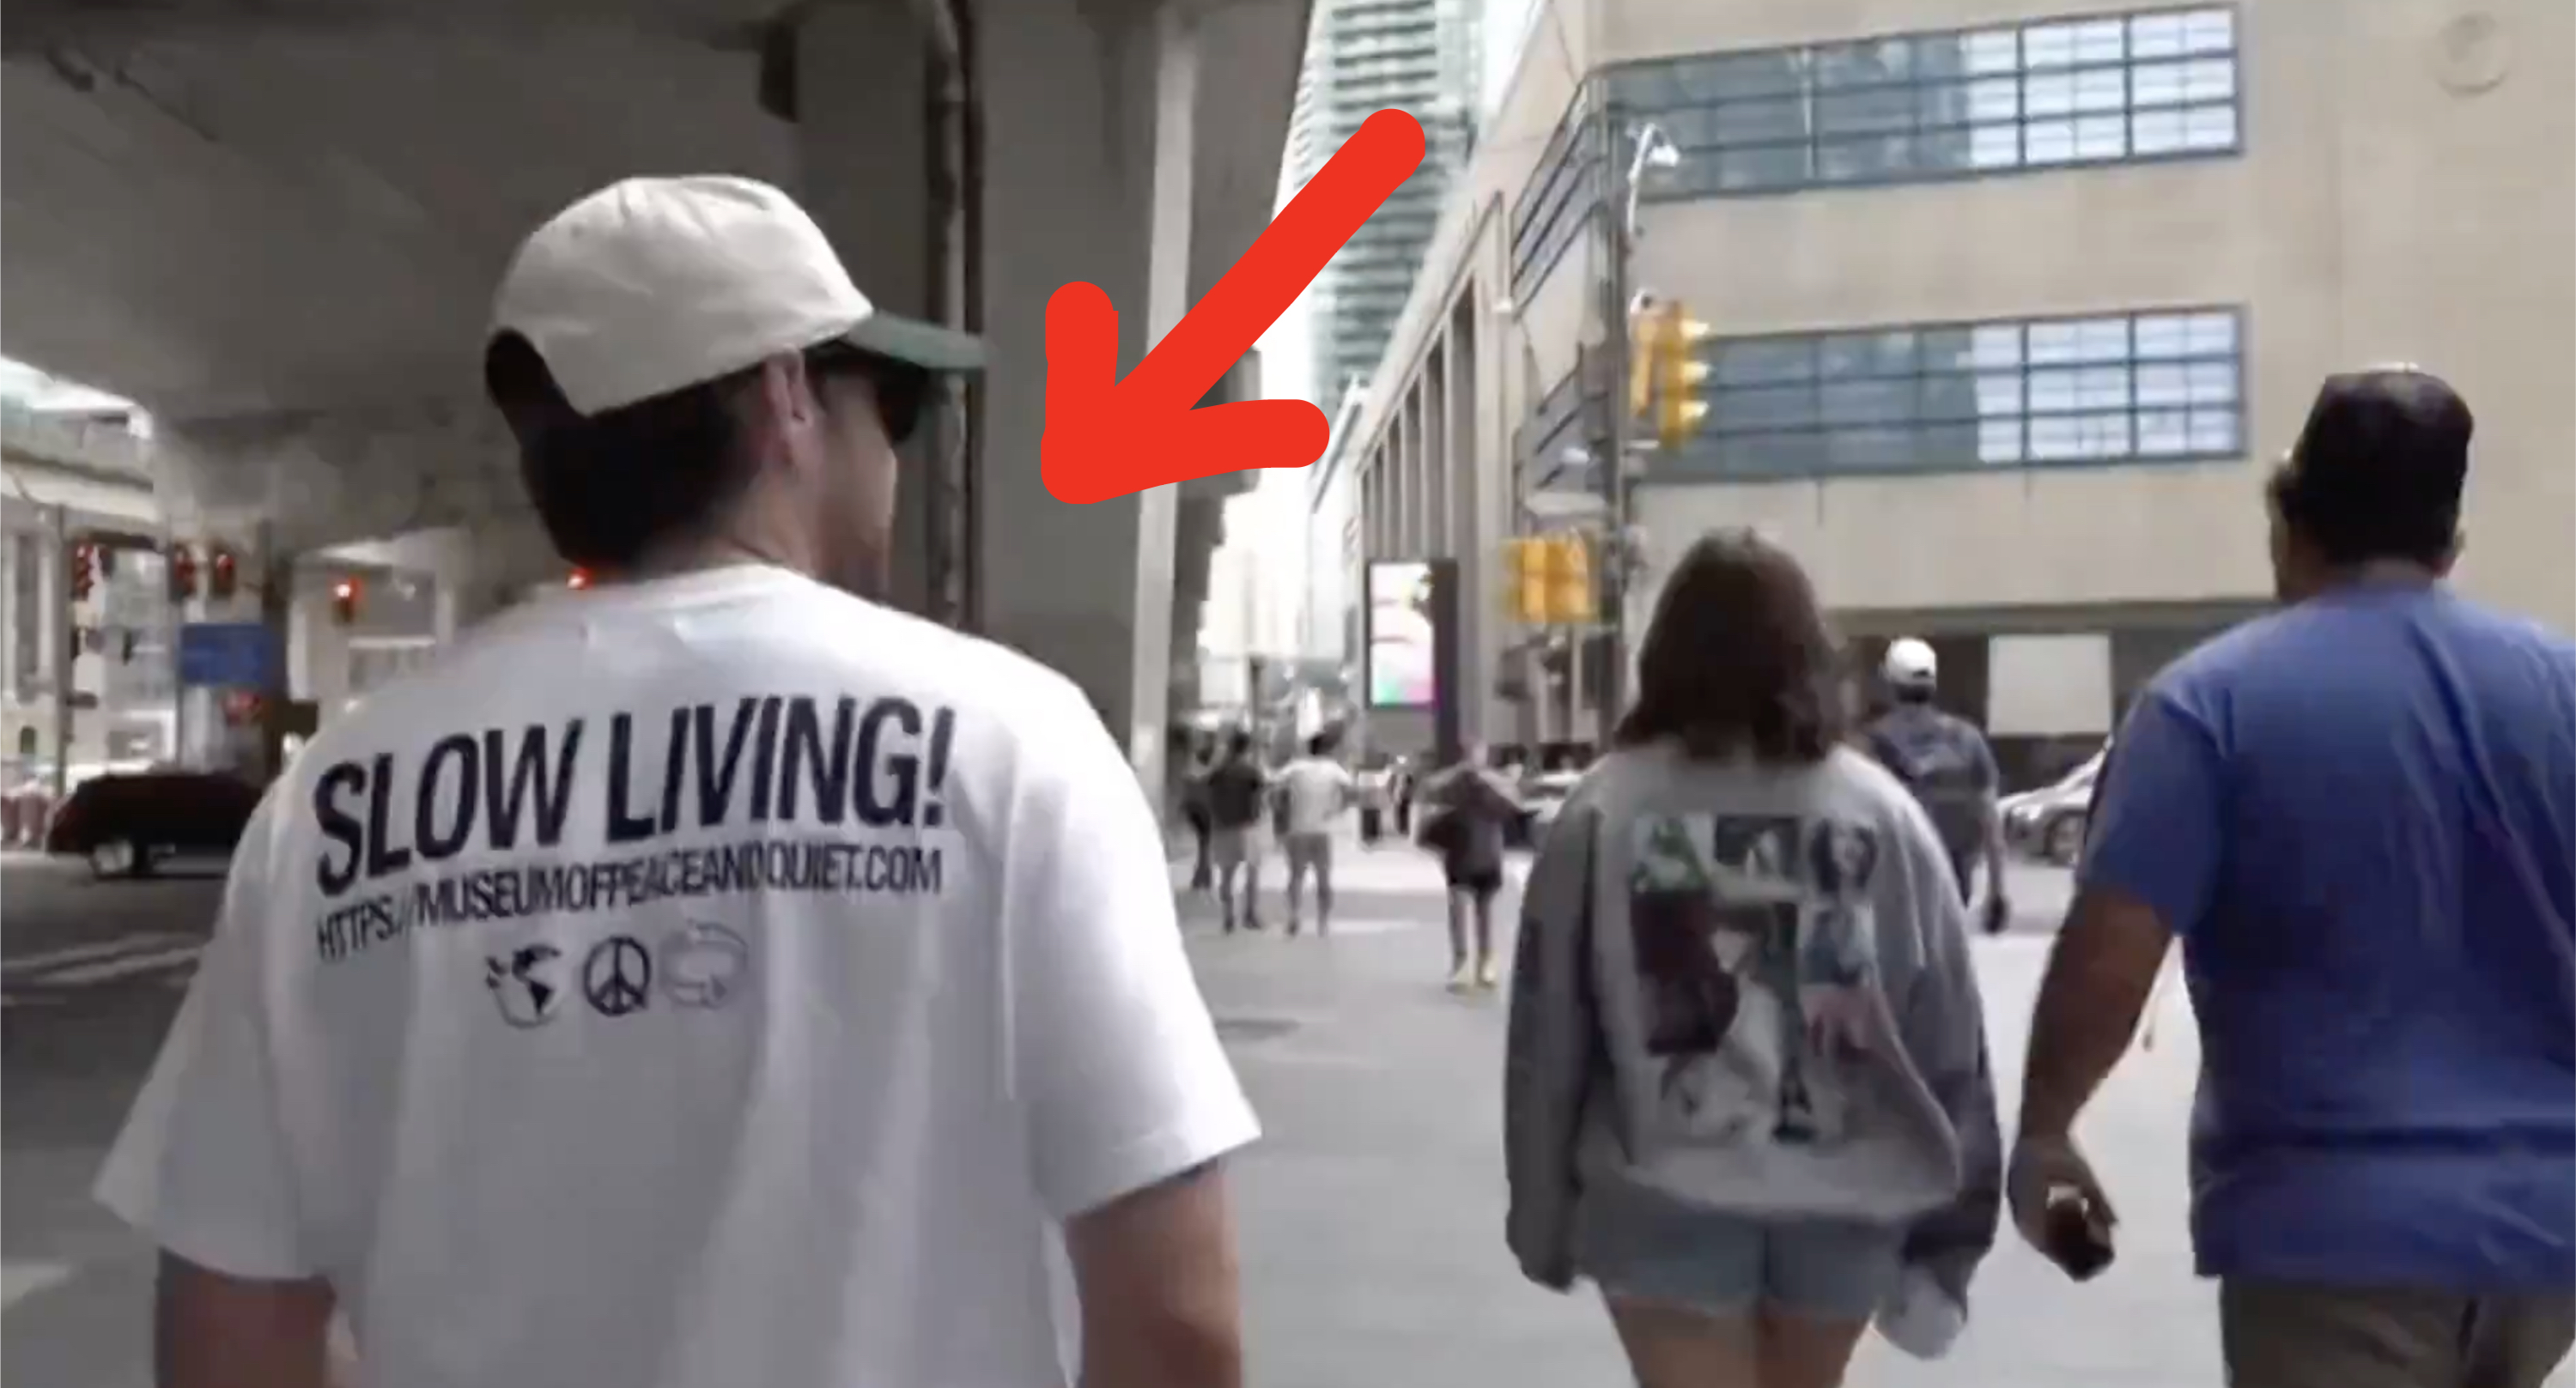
[2222,1282,2576,1388]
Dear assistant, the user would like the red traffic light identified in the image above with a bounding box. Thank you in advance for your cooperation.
[168,543,199,601]
[69,543,96,601]
[208,546,240,599]
[567,569,591,591]
[331,578,361,625]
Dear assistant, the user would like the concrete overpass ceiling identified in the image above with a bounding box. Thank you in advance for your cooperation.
[3,10,791,418]
[1182,0,1306,312]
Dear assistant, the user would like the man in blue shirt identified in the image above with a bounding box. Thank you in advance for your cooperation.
[2010,368,2576,1387]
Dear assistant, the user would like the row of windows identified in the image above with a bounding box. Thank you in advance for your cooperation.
[1681,309,2245,476]
[1506,88,1601,303]
[1504,7,2244,297]
[1615,6,2242,198]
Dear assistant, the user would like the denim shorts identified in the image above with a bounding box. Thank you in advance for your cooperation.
[1572,1179,1906,1322]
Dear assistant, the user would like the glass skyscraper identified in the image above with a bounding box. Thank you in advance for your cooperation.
[1288,0,1481,403]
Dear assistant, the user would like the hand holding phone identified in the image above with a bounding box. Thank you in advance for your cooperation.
[2009,1134,2118,1282]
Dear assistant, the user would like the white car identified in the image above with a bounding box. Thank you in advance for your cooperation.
[2002,747,2108,865]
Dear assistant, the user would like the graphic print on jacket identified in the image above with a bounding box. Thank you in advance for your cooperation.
[1629,810,1883,1149]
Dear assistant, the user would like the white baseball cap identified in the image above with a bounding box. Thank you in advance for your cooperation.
[490,174,982,416]
[1881,637,1939,688]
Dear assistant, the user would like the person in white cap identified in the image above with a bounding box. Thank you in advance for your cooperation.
[1860,638,2011,933]
[98,176,1258,1388]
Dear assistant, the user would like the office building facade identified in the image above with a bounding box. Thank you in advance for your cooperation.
[1322,0,2573,764]
[1293,0,1485,400]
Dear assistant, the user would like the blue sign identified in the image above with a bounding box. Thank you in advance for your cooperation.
[177,621,277,690]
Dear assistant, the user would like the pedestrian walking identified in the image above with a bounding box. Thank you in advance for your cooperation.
[2012,368,2576,1388]
[1276,731,1356,936]
[1505,530,2000,1388]
[1203,728,1271,932]
[97,175,1257,1388]
[1419,740,1519,991]
[1859,638,2012,934]
[1183,738,1217,894]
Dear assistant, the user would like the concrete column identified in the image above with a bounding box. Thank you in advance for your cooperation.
[976,0,1193,786]
[35,524,61,698]
[1403,391,1428,554]
[795,0,939,620]
[289,574,354,724]
[0,526,18,706]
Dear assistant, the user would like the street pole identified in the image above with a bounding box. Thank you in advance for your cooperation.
[48,503,72,806]
[1590,97,1635,749]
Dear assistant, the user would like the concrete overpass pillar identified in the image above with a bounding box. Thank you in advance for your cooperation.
[975,0,1194,788]
[795,0,1197,791]
[793,0,941,622]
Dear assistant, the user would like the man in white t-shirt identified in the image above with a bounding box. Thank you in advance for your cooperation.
[1275,732,1356,936]
[98,175,1260,1388]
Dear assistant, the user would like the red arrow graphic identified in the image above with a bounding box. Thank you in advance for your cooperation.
[1042,108,1427,505]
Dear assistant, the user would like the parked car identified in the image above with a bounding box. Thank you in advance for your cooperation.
[46,769,263,879]
[2002,747,2108,866]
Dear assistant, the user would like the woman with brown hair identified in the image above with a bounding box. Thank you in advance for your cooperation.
[1503,530,2001,1387]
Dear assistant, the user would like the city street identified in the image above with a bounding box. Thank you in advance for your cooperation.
[3,845,2566,1386]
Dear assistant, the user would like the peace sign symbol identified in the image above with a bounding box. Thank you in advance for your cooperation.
[582,936,653,1019]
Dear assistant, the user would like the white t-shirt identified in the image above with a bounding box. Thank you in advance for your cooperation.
[97,565,1259,1388]
[1277,757,1354,838]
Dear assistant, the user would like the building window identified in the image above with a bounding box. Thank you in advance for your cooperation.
[1682,306,2245,479]
[1611,6,2240,200]
[1507,90,1601,300]
[1513,373,1589,488]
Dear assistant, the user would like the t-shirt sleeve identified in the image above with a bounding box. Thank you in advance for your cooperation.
[2078,688,2226,938]
[1009,689,1261,1220]
[1970,728,2002,797]
[94,797,315,1280]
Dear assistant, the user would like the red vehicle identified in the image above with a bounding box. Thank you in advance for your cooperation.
[45,770,262,878]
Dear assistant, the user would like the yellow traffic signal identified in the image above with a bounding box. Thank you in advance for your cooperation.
[1653,302,1712,451]
[1545,534,1595,626]
[1504,537,1550,624]
[1628,310,1661,419]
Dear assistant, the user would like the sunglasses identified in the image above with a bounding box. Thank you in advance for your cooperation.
[809,344,934,445]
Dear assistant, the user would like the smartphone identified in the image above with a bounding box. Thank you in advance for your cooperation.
[2044,1188,2117,1281]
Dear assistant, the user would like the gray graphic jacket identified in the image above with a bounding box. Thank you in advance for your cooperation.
[1504,742,2002,1311]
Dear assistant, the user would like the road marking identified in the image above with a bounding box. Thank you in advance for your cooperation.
[39,943,205,988]
[2,931,199,979]
[1,1260,75,1311]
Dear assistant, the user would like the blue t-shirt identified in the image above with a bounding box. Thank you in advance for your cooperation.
[2083,581,2576,1288]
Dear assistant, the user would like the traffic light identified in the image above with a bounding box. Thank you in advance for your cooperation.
[208,546,240,600]
[1504,538,1549,624]
[69,543,96,603]
[331,578,361,626]
[1647,301,1713,451]
[168,543,199,603]
[1628,306,1659,419]
[1545,534,1596,625]
[567,568,592,591]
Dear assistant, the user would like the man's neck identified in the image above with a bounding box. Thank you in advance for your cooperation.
[609,534,799,585]
[2298,560,2442,603]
